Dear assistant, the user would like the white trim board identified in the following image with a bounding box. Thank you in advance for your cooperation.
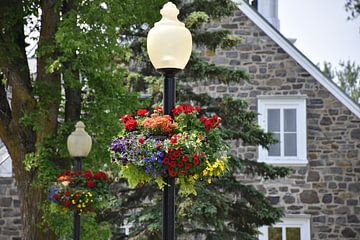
[234,0,360,119]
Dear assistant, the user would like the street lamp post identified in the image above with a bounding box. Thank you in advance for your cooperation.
[67,121,92,240]
[147,2,192,240]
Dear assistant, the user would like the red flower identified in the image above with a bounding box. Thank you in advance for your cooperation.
[65,200,71,207]
[170,161,177,167]
[63,171,71,176]
[185,163,191,169]
[154,106,163,113]
[84,170,92,179]
[54,193,61,200]
[169,170,177,177]
[138,137,145,144]
[182,104,193,114]
[174,148,181,157]
[193,153,199,165]
[87,180,95,188]
[170,135,177,144]
[76,171,82,176]
[121,114,133,123]
[172,105,184,115]
[181,155,189,162]
[124,119,137,131]
[94,171,108,181]
[163,157,170,165]
[64,191,71,197]
[199,117,206,123]
[177,162,184,167]
[179,170,187,175]
[195,106,201,112]
[137,109,148,116]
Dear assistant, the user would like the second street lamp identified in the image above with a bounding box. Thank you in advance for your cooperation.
[147,2,192,240]
[67,121,92,240]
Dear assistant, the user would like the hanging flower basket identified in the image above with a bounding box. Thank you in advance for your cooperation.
[110,104,229,195]
[48,170,109,212]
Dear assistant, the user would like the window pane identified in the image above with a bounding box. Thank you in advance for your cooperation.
[286,228,300,240]
[269,133,280,156]
[269,227,282,240]
[268,109,280,132]
[284,109,296,132]
[284,133,297,156]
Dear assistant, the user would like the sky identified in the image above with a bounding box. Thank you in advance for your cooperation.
[278,0,360,69]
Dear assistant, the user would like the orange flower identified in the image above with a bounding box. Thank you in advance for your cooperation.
[141,114,176,133]
[57,175,73,187]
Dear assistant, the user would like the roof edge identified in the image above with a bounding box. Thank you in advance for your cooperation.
[234,0,360,119]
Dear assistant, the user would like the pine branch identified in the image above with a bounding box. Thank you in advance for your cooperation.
[180,0,237,20]
[180,55,249,84]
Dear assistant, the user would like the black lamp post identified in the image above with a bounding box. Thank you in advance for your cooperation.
[147,2,192,239]
[67,121,92,240]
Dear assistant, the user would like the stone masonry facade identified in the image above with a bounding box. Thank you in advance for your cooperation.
[190,9,360,240]
[0,177,22,240]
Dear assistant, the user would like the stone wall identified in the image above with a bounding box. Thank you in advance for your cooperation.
[191,9,360,240]
[0,177,22,240]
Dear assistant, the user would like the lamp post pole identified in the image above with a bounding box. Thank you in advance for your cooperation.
[73,157,82,240]
[146,2,192,239]
[162,69,178,240]
[67,121,92,240]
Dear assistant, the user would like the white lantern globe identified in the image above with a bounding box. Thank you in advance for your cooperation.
[147,2,192,70]
[67,121,92,157]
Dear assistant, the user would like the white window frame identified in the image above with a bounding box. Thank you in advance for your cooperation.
[258,96,307,166]
[258,216,311,240]
[0,143,12,177]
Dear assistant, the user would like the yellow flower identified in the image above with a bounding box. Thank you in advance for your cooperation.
[72,200,76,204]
[207,178,212,184]
[77,204,81,208]
[193,174,199,180]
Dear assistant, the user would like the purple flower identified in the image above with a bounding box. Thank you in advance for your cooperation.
[48,186,60,203]
[157,151,164,158]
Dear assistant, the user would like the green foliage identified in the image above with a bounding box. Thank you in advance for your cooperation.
[42,203,112,240]
[181,54,250,84]
[345,0,360,19]
[185,11,209,29]
[322,61,360,102]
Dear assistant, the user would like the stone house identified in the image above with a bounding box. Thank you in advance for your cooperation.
[191,0,360,239]
[1,0,360,239]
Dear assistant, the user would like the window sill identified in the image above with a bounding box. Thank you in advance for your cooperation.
[258,159,308,167]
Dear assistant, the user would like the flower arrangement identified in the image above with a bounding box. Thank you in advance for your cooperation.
[110,104,229,195]
[48,170,109,212]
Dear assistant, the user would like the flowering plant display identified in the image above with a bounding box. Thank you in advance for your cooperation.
[48,170,109,212]
[110,104,229,195]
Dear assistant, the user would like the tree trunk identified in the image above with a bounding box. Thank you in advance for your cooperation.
[0,1,59,239]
